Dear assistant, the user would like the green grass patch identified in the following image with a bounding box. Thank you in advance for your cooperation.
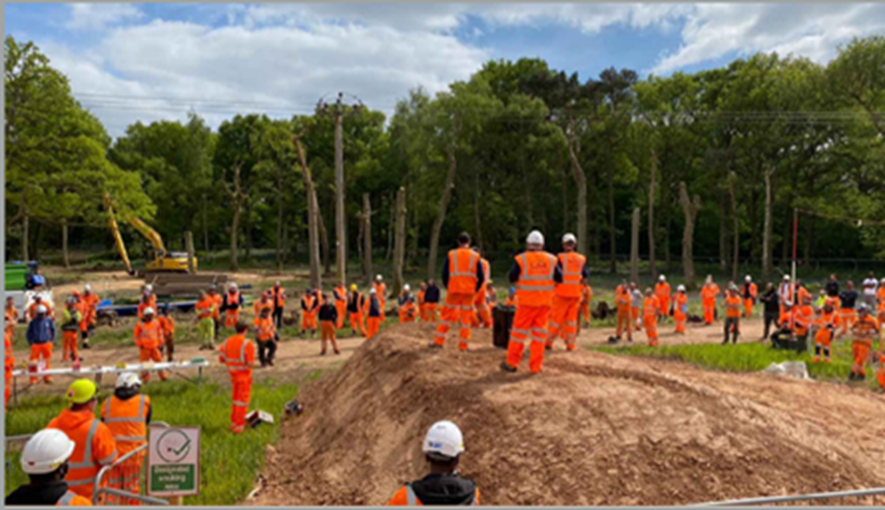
[5,379,298,505]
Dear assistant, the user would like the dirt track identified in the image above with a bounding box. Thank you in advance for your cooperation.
[251,322,885,506]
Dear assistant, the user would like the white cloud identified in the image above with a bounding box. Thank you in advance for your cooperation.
[66,3,143,31]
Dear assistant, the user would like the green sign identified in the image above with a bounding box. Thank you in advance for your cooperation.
[148,425,200,497]
[150,464,196,492]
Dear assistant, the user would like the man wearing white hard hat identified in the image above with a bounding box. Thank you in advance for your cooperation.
[433,233,485,351]
[100,373,152,503]
[26,304,56,384]
[673,285,689,334]
[546,233,587,352]
[222,282,244,329]
[398,284,418,324]
[654,275,671,319]
[133,307,167,382]
[374,275,388,321]
[741,275,758,319]
[6,429,92,505]
[502,230,560,374]
[777,274,793,317]
[387,421,479,505]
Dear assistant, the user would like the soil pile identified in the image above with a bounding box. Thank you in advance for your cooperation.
[255,323,885,505]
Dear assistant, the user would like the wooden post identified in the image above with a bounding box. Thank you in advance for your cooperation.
[185,231,196,274]
[630,207,640,283]
[168,496,182,506]
[393,187,407,295]
[363,193,373,284]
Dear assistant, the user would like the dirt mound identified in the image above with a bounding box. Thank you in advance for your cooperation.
[255,323,883,506]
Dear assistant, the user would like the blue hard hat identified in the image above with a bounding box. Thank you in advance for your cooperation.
[509,287,516,294]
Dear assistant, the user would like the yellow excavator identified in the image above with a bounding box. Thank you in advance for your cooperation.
[103,194,196,275]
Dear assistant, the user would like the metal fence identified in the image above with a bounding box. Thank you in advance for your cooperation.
[695,487,885,506]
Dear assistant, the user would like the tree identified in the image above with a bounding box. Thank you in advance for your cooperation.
[679,182,701,289]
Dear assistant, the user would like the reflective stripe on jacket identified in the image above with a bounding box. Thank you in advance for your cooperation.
[515,251,557,307]
[101,394,150,453]
[554,252,586,299]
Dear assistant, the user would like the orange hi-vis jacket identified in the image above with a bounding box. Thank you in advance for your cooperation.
[101,394,150,454]
[877,287,885,306]
[27,301,54,321]
[195,297,216,319]
[725,296,742,318]
[581,284,593,304]
[219,333,256,374]
[301,294,318,314]
[254,299,273,316]
[136,295,156,319]
[47,409,118,498]
[816,309,841,338]
[270,286,286,308]
[253,316,276,342]
[616,286,632,311]
[852,316,880,346]
[673,292,688,317]
[159,315,175,338]
[333,285,347,305]
[643,296,660,319]
[700,284,719,302]
[654,282,671,304]
[447,248,480,294]
[515,251,557,308]
[781,305,814,336]
[554,252,587,299]
[133,320,163,349]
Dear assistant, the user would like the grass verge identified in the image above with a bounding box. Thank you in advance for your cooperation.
[5,379,298,505]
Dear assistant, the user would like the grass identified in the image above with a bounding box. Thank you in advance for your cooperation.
[593,338,883,389]
[5,379,299,505]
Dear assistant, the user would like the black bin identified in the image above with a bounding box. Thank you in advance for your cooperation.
[492,306,516,349]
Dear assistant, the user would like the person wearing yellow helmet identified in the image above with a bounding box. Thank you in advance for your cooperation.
[45,379,117,500]
[6,429,92,506]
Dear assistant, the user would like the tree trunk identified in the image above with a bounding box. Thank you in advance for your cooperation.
[202,196,210,253]
[293,135,321,288]
[62,220,70,268]
[427,136,458,280]
[804,215,813,263]
[22,211,29,262]
[276,192,284,272]
[566,122,588,256]
[363,193,373,284]
[319,212,331,276]
[719,192,729,271]
[648,148,657,279]
[185,231,196,274]
[630,207,640,283]
[334,111,346,284]
[679,182,700,290]
[762,169,774,283]
[244,201,252,259]
[728,173,740,282]
[230,206,240,271]
[607,153,617,273]
[385,197,395,262]
[393,187,407,295]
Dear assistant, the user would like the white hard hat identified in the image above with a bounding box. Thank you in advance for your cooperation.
[784,300,794,308]
[84,284,92,291]
[745,275,752,282]
[143,307,155,316]
[422,420,465,460]
[677,285,686,292]
[370,288,377,294]
[403,284,410,291]
[562,233,577,245]
[376,274,383,281]
[526,230,544,246]
[229,282,238,289]
[116,372,142,389]
[20,429,76,475]
[145,284,153,291]
[659,275,666,282]
[783,275,791,281]
[36,305,48,314]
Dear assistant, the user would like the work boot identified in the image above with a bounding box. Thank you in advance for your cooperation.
[428,343,443,350]
[320,350,327,356]
[722,338,729,345]
[268,358,275,367]
[334,349,340,355]
[733,336,739,345]
[500,361,517,373]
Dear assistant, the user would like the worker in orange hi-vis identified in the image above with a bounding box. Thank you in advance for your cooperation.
[615,282,633,342]
[6,296,19,325]
[723,285,742,345]
[132,308,167,382]
[642,288,660,347]
[777,274,794,317]
[347,284,366,336]
[26,304,56,384]
[60,297,82,363]
[741,275,758,318]
[136,285,156,321]
[504,286,518,307]
[398,285,418,324]
[629,283,643,331]
[416,282,427,321]
[158,307,176,362]
[269,281,287,330]
[433,232,485,352]
[700,276,720,325]
[333,283,348,330]
[877,278,885,322]
[26,295,54,323]
[470,247,493,329]
[79,284,99,350]
[839,281,860,336]
[6,428,95,506]
[673,285,689,334]
[318,294,340,356]
[849,303,879,382]
[218,322,256,434]
[100,372,151,506]
[253,292,273,317]
[501,230,559,374]
[373,275,388,321]
[221,283,244,329]
[194,290,217,351]
[795,280,811,311]
[546,233,588,352]
[579,283,593,328]
[654,275,671,318]
[300,288,319,337]
[365,288,383,340]
[5,310,15,410]
[813,300,841,363]
[423,280,441,322]
[208,284,224,339]
[253,307,278,367]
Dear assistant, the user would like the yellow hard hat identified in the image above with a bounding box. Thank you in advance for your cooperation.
[66,379,97,406]
[350,284,357,291]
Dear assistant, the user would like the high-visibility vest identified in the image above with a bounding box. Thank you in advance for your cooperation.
[226,291,242,311]
[334,286,347,303]
[219,334,255,374]
[56,491,91,506]
[137,295,156,318]
[254,300,273,316]
[701,285,719,301]
[195,298,215,319]
[654,282,671,301]
[673,294,688,317]
[301,295,317,313]
[374,283,387,301]
[46,410,117,498]
[133,320,162,349]
[725,297,742,318]
[792,306,814,335]
[254,317,275,341]
[554,252,586,298]
[447,249,479,295]
[616,287,632,311]
[642,297,658,319]
[270,287,286,308]
[514,251,557,307]
[852,316,880,345]
[101,394,150,454]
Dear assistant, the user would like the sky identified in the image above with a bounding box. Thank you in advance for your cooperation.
[6,3,885,137]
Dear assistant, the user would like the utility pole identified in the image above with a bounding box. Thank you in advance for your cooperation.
[317,92,363,285]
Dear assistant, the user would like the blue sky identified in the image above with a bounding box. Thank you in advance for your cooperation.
[7,3,884,137]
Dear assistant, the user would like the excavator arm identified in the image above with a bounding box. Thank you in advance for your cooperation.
[102,194,135,276]
[127,217,167,259]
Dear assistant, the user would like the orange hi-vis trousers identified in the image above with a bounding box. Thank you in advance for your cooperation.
[703,300,716,324]
[139,347,167,382]
[505,305,550,373]
[743,298,755,318]
[301,311,317,331]
[320,321,338,353]
[366,316,381,339]
[852,340,872,376]
[840,308,857,335]
[434,293,474,351]
[230,372,252,434]
[62,330,80,361]
[674,313,686,334]
[423,303,438,322]
[29,343,53,384]
[644,317,659,347]
[616,308,633,339]
[547,295,580,351]
[225,310,240,328]
[335,302,347,330]
[658,298,670,317]
[349,312,366,336]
